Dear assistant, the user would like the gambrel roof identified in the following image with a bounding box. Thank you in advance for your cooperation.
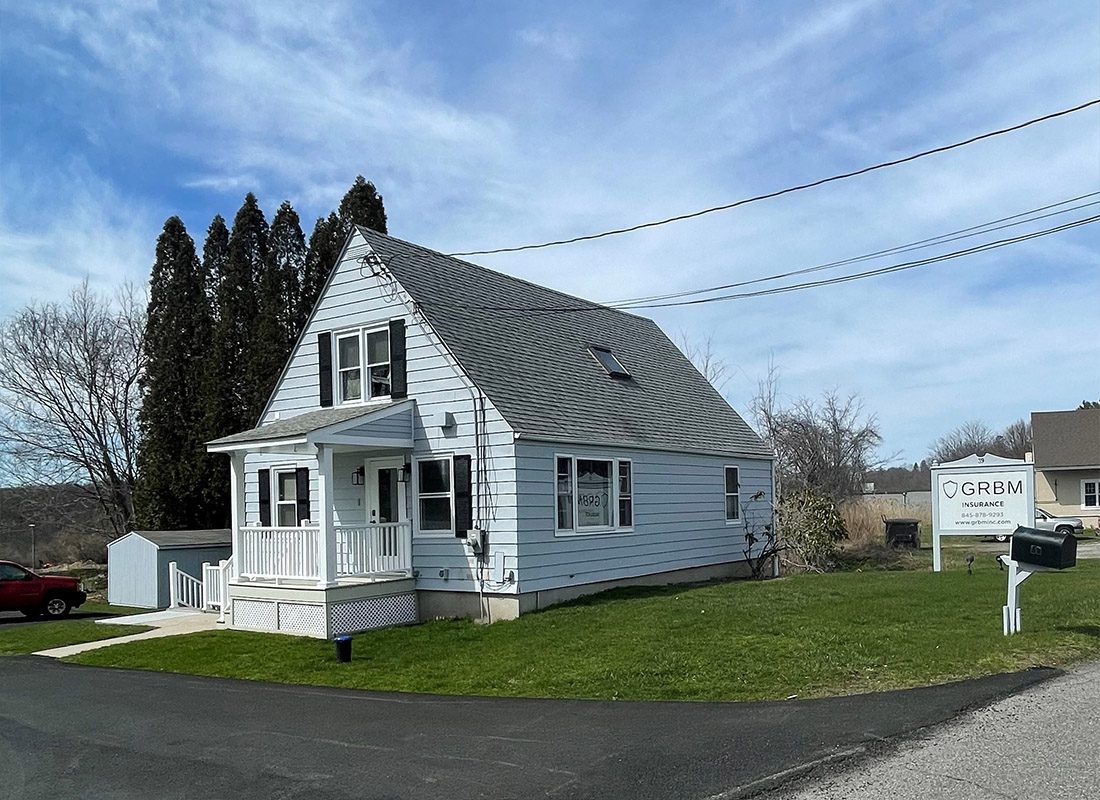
[360,228,770,458]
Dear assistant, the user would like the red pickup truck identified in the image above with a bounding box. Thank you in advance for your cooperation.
[0,560,87,619]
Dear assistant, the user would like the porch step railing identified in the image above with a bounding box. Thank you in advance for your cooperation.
[202,556,233,622]
[336,523,413,577]
[238,526,321,582]
[168,561,204,609]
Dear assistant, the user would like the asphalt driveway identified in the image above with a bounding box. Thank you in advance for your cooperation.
[0,657,1054,800]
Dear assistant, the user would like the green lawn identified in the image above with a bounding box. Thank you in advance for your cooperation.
[68,561,1100,701]
[0,604,151,656]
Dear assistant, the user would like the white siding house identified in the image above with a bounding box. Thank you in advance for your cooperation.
[206,228,774,637]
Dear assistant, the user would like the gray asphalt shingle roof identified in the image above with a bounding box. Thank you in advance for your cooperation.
[362,228,770,458]
[133,530,232,548]
[1032,408,1100,468]
[208,404,393,446]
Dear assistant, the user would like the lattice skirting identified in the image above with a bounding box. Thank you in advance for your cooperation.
[231,598,326,637]
[331,593,418,636]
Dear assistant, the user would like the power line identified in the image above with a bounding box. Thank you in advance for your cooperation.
[607,192,1100,309]
[418,212,1100,317]
[446,98,1100,257]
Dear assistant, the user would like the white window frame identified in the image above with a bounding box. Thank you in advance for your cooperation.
[413,454,455,537]
[272,466,304,528]
[333,323,393,406]
[724,465,742,525]
[1082,479,1100,510]
[554,453,634,536]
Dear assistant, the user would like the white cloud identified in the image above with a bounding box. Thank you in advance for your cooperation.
[2,0,1098,460]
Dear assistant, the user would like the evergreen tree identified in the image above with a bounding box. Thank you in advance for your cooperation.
[337,175,388,235]
[194,214,232,527]
[202,215,230,321]
[135,217,211,529]
[204,194,267,451]
[251,201,305,410]
[298,212,343,331]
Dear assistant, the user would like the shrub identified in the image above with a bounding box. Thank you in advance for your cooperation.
[779,490,848,571]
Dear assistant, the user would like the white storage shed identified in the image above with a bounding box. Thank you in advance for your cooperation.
[106,530,232,609]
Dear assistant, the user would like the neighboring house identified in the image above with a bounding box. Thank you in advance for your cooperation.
[206,227,774,638]
[1032,407,1100,529]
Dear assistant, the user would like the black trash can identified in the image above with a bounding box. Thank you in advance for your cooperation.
[884,517,921,548]
[335,635,352,662]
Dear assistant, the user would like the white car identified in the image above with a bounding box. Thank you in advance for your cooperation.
[993,508,1085,542]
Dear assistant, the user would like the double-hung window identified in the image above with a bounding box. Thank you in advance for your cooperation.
[337,333,362,402]
[1083,480,1099,510]
[417,457,453,533]
[555,455,633,534]
[336,326,391,404]
[274,469,300,527]
[724,466,741,523]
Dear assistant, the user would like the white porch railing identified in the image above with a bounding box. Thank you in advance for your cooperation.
[202,556,233,622]
[238,526,321,582]
[168,561,204,609]
[235,523,412,584]
[335,523,413,577]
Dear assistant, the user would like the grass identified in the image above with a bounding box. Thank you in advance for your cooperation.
[0,603,151,656]
[69,560,1100,701]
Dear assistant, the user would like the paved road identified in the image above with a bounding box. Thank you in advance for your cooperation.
[768,659,1100,799]
[0,658,1054,800]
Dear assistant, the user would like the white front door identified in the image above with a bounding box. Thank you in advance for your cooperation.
[366,458,407,525]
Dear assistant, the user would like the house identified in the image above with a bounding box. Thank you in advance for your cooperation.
[107,530,231,609]
[205,227,775,638]
[1032,407,1100,529]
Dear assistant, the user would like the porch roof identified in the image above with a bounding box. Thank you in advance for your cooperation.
[207,400,414,452]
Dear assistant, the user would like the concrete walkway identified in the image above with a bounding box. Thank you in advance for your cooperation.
[33,610,218,658]
[770,659,1100,799]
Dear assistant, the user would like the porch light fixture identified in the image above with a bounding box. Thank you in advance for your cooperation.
[352,466,365,486]
[397,463,412,483]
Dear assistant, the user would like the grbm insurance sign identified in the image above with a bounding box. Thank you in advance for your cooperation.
[934,469,1031,534]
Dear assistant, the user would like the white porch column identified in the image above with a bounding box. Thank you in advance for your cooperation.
[229,451,245,581]
[316,444,337,587]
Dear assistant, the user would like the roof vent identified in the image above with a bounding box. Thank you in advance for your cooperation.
[589,346,631,379]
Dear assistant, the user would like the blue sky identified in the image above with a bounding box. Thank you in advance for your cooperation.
[1,1,1098,462]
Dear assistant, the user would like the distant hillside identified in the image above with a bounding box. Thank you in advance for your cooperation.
[0,484,113,566]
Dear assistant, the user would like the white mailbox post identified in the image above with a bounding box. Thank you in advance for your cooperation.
[930,454,1035,572]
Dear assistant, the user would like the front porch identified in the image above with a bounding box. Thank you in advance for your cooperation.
[207,401,423,637]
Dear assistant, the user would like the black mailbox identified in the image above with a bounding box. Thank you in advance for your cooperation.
[1010,526,1076,569]
[884,517,920,548]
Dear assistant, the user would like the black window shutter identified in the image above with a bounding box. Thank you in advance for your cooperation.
[295,467,311,525]
[453,454,473,537]
[389,318,407,399]
[318,332,333,407]
[258,469,271,526]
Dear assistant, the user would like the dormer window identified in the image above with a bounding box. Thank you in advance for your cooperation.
[590,346,630,379]
[336,326,391,404]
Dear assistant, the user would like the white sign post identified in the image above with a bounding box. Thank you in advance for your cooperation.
[930,454,1035,572]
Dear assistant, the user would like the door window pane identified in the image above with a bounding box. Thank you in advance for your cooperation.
[576,459,611,528]
[377,468,397,523]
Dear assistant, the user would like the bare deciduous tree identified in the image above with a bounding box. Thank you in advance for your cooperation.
[752,365,884,501]
[0,282,145,535]
[676,330,732,391]
[929,418,1032,463]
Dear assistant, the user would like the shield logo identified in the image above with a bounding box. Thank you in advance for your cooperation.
[943,480,958,499]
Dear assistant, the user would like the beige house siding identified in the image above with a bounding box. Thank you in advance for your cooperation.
[1035,468,1100,528]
